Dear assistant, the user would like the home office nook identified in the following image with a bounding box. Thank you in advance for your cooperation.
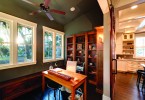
[0,0,104,99]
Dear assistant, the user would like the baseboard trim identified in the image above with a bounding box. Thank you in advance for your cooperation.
[103,94,111,100]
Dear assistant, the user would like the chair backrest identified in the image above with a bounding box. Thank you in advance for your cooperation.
[66,61,77,72]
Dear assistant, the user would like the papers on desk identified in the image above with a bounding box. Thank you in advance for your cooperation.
[53,68,63,72]
[141,64,145,67]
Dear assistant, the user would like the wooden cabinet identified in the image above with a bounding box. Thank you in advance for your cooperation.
[75,34,86,74]
[122,33,134,41]
[117,60,127,72]
[66,27,103,94]
[122,40,134,55]
[67,36,75,61]
[87,32,97,85]
[117,60,144,73]
[0,72,41,100]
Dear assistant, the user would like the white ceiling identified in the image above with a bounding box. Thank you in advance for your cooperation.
[118,3,145,33]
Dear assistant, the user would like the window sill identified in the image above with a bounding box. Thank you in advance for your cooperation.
[0,62,36,70]
[43,58,64,63]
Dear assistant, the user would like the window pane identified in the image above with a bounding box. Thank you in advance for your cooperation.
[56,47,61,58]
[44,32,53,59]
[0,21,10,43]
[56,34,62,46]
[56,34,62,58]
[0,20,10,65]
[44,46,52,59]
[17,24,33,63]
[136,37,144,47]
[0,44,10,64]
[18,44,32,63]
[17,24,33,44]
[136,48,144,57]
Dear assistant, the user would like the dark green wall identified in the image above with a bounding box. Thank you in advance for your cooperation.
[0,1,64,82]
[64,1,103,36]
[64,2,103,61]
[64,15,92,36]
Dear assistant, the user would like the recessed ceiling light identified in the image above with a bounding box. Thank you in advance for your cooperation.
[70,7,75,11]
[131,5,138,9]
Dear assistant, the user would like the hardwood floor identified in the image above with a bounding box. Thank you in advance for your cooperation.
[11,72,145,100]
[114,72,145,100]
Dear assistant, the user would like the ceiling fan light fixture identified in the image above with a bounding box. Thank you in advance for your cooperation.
[131,5,138,9]
[70,7,75,11]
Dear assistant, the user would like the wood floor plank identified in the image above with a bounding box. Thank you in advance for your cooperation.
[114,73,145,100]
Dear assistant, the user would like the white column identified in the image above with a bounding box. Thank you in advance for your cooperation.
[103,12,111,100]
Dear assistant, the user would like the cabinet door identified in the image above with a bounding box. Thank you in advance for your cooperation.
[117,61,122,71]
[123,34,127,40]
[121,61,127,72]
[129,34,134,40]
[122,34,134,41]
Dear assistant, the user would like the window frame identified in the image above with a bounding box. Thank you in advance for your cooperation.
[43,26,64,62]
[0,12,37,70]
[134,33,145,58]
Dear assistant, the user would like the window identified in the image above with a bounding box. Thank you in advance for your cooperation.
[0,12,37,70]
[135,33,145,58]
[135,37,145,57]
[0,20,11,65]
[44,32,53,59]
[43,26,64,62]
[17,24,33,63]
[56,34,62,59]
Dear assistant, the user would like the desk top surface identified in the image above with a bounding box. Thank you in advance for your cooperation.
[42,68,87,89]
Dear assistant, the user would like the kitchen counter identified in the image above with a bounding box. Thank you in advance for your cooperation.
[117,59,145,62]
[117,59,144,72]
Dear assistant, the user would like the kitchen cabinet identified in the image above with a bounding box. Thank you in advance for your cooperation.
[117,60,144,73]
[122,33,134,41]
[117,60,127,72]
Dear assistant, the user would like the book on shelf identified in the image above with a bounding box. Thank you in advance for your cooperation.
[77,44,82,50]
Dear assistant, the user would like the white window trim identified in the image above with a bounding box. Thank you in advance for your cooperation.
[43,26,64,63]
[0,12,37,70]
[134,33,145,58]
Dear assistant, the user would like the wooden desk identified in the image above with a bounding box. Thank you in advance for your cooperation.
[42,68,87,100]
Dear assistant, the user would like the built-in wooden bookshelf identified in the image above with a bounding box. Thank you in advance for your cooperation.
[87,32,97,85]
[66,27,103,94]
[67,36,75,61]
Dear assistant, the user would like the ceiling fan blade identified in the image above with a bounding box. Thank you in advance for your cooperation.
[22,0,39,6]
[46,12,54,20]
[44,0,51,8]
[50,9,66,15]
[29,10,41,15]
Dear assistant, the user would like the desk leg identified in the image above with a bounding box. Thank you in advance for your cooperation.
[71,88,75,100]
[42,75,45,92]
[84,79,87,100]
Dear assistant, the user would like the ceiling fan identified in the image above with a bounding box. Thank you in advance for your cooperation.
[22,0,66,20]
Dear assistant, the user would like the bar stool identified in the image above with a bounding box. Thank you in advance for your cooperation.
[136,70,145,87]
[142,73,145,92]
[46,66,61,100]
[47,81,61,100]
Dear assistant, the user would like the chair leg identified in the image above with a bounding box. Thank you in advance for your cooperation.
[142,78,145,92]
[137,74,141,87]
[54,90,56,100]
[59,90,60,100]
